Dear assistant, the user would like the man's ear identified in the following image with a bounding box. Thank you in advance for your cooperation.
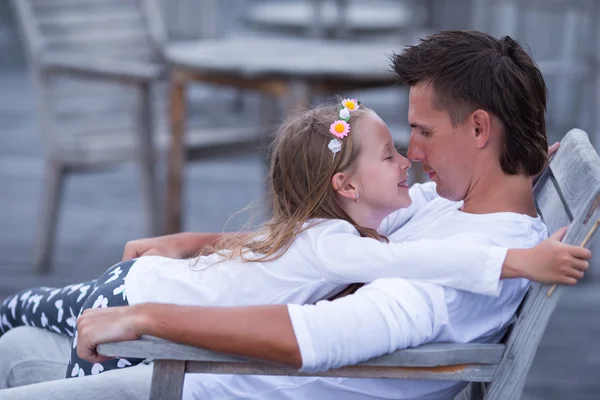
[331,172,357,201]
[470,109,492,149]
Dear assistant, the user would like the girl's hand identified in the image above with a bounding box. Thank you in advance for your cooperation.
[76,305,148,363]
[508,227,592,285]
[122,235,185,261]
[122,232,226,261]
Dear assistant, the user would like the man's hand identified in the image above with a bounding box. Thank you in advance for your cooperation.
[504,227,592,284]
[76,306,148,363]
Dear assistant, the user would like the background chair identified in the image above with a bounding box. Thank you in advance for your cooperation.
[11,0,262,273]
[10,0,168,273]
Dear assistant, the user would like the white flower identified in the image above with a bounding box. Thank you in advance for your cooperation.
[92,295,108,309]
[47,289,61,301]
[341,98,359,111]
[328,138,342,155]
[66,307,77,328]
[113,284,127,301]
[7,296,18,319]
[91,363,105,375]
[1,314,13,330]
[104,266,123,284]
[77,285,91,303]
[117,358,132,368]
[71,363,80,377]
[29,294,43,314]
[339,107,350,120]
[40,312,48,328]
[55,299,64,322]
[67,283,84,294]
[71,363,85,377]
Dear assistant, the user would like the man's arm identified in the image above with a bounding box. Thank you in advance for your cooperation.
[77,302,302,367]
[77,279,443,372]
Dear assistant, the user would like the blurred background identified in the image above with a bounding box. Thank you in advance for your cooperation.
[0,0,598,398]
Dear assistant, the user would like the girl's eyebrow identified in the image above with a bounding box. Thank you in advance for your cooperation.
[381,142,393,154]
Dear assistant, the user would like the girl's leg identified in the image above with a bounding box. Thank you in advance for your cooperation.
[0,279,97,339]
[65,259,145,379]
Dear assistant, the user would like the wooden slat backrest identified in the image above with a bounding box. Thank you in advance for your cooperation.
[484,128,600,399]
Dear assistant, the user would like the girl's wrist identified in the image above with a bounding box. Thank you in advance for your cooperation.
[502,248,530,280]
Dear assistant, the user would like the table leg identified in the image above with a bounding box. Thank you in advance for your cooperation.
[165,74,187,234]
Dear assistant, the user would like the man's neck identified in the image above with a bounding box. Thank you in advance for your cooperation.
[461,173,537,217]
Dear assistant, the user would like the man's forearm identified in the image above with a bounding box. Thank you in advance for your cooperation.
[137,303,302,368]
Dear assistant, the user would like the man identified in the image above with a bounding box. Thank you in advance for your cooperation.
[0,30,584,399]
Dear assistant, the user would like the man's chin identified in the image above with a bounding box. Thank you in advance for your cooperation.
[435,184,459,201]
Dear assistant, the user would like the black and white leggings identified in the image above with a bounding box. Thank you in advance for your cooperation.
[0,259,144,379]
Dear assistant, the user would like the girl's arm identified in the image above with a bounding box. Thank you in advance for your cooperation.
[121,232,250,260]
[312,224,590,296]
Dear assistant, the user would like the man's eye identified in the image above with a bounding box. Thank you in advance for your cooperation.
[421,131,430,137]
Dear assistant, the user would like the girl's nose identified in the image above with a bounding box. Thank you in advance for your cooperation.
[399,154,412,170]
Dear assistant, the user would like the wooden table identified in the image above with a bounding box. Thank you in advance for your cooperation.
[164,36,419,233]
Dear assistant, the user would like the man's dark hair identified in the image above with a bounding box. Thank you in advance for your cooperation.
[392,30,548,176]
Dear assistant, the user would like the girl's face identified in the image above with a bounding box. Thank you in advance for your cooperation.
[349,111,413,216]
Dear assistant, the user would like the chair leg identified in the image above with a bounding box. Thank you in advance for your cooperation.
[136,82,161,236]
[165,77,187,234]
[150,360,186,400]
[34,159,66,274]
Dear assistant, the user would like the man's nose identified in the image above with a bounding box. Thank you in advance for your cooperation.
[407,133,423,162]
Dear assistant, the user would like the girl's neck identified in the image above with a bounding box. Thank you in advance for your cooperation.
[343,203,389,231]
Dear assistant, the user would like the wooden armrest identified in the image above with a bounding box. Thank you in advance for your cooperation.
[98,336,504,368]
[99,338,503,381]
[40,53,165,83]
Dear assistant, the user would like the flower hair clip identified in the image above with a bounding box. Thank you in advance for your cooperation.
[329,99,360,158]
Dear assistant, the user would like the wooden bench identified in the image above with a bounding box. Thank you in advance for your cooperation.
[99,128,600,399]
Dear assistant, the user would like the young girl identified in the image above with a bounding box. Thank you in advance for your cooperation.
[0,100,588,379]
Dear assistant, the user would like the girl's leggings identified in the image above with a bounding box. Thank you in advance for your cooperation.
[0,259,144,379]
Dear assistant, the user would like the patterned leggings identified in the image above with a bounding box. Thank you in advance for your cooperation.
[0,259,144,379]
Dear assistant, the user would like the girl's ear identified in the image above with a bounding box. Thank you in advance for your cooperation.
[332,172,357,201]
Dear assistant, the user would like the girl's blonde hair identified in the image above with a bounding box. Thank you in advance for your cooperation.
[204,102,387,263]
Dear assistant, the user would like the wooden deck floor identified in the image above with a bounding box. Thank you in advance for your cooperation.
[0,69,599,399]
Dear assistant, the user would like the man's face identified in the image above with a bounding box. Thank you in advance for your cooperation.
[406,83,475,201]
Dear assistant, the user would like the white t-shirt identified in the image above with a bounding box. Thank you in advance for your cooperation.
[125,183,508,309]
[182,186,547,400]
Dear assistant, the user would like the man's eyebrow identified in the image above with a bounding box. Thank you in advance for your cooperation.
[409,123,433,130]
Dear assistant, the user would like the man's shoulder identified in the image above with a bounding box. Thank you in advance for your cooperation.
[450,213,548,248]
